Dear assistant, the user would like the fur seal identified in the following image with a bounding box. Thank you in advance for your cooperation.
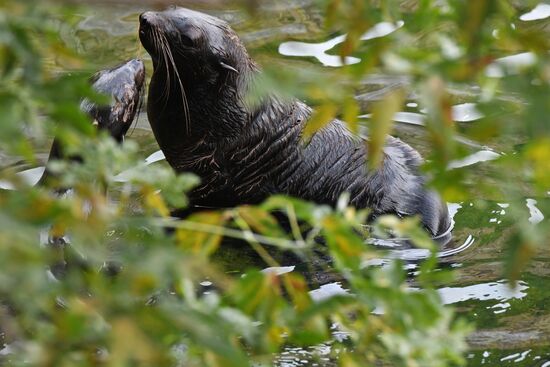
[45,59,145,172]
[138,8,451,241]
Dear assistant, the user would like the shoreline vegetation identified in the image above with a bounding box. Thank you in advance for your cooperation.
[0,1,549,366]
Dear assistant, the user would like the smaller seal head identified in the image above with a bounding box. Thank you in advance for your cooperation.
[45,59,146,182]
[81,58,146,142]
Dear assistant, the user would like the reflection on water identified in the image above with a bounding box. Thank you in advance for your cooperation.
[273,275,531,366]
[278,21,403,67]
[365,202,475,263]
[485,52,537,78]
[276,344,333,367]
[501,350,533,363]
[359,101,483,127]
[438,280,528,307]
[309,282,348,302]
[279,34,360,67]
[526,199,544,224]
[0,166,45,190]
[262,266,295,276]
[520,3,550,22]
[359,111,426,125]
[307,279,528,309]
[145,150,165,164]
[448,150,500,169]
[451,103,483,122]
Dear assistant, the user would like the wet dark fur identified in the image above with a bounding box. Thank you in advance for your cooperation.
[139,8,451,239]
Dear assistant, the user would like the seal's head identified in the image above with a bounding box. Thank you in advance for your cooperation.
[139,8,250,84]
[139,7,254,143]
[81,58,146,142]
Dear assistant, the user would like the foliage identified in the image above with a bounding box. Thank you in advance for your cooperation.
[1,0,548,366]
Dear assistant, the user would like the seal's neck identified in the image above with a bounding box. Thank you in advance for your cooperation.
[147,61,256,169]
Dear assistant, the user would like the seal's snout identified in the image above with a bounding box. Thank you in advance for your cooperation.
[129,58,144,68]
[139,12,161,29]
[139,11,159,37]
[139,12,159,54]
[139,12,150,26]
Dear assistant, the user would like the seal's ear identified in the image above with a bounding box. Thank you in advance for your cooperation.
[219,61,239,74]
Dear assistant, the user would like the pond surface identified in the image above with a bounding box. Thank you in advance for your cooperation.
[6,1,550,365]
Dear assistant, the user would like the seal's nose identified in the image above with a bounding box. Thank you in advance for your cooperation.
[129,58,144,68]
[139,12,155,37]
[139,12,159,27]
[139,12,148,25]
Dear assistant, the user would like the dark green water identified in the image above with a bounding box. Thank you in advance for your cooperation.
[13,1,550,365]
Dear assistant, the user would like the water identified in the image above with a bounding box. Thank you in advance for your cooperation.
[4,2,550,365]
[278,20,403,67]
[519,3,550,22]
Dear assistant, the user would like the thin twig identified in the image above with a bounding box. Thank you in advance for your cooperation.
[151,217,309,250]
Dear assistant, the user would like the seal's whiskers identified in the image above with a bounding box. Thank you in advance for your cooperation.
[159,31,191,134]
[153,29,172,107]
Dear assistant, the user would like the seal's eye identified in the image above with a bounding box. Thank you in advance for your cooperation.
[180,34,195,48]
